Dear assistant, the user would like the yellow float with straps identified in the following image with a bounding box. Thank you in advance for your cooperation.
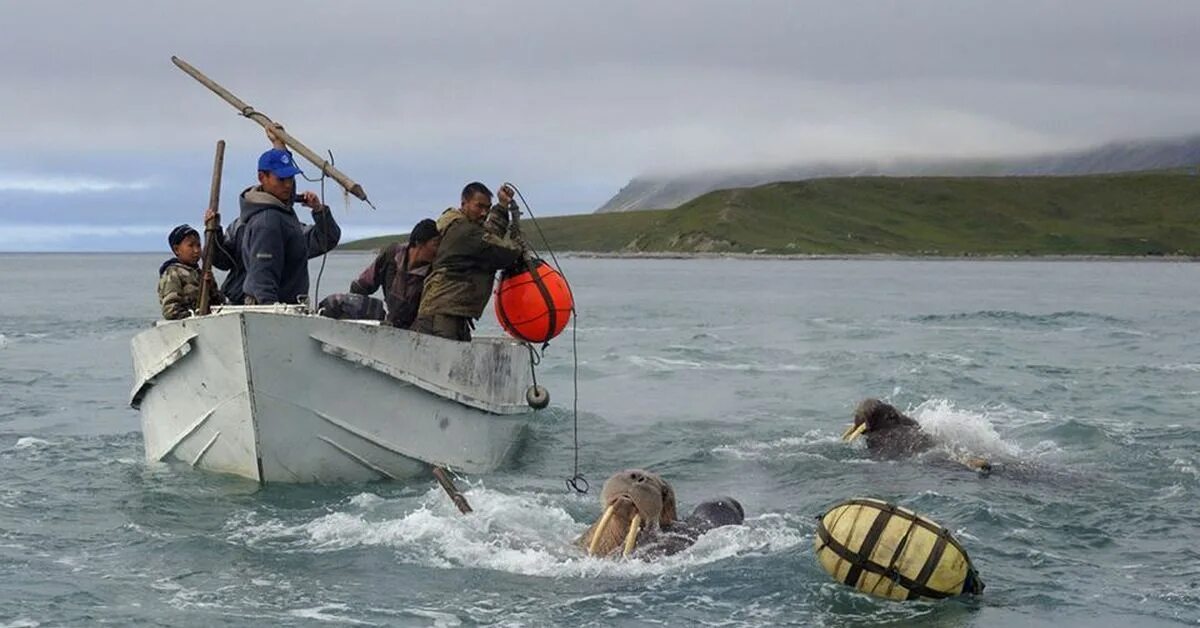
[814,498,984,601]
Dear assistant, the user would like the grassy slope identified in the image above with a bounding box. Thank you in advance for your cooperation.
[343,173,1200,255]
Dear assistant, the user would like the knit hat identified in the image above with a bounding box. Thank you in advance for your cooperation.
[168,224,199,248]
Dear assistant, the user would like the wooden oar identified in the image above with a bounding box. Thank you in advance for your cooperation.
[197,139,225,316]
[432,466,473,515]
[170,55,374,208]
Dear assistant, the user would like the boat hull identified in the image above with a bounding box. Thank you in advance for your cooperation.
[130,307,535,483]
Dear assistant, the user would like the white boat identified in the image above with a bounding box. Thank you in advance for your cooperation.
[129,304,540,483]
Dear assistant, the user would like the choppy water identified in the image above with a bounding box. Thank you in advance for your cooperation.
[1,253,1198,626]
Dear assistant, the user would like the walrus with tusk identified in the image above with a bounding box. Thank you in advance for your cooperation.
[842,398,992,475]
[577,469,745,559]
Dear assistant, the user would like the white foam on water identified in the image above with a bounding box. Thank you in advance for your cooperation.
[348,492,387,510]
[927,352,973,365]
[289,604,377,626]
[626,355,819,373]
[12,437,55,450]
[365,607,463,627]
[1154,484,1187,501]
[1160,363,1200,373]
[0,620,40,628]
[1170,459,1198,479]
[909,399,1024,459]
[230,487,807,578]
[711,431,837,460]
[0,333,8,350]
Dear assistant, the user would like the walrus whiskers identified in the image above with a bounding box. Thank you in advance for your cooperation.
[842,423,867,442]
[622,514,643,557]
[588,504,617,556]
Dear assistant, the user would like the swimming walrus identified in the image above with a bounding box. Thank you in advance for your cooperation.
[842,398,992,474]
[577,469,745,559]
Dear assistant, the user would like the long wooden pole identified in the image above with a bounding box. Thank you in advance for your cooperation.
[170,55,373,208]
[197,139,225,316]
[432,466,473,515]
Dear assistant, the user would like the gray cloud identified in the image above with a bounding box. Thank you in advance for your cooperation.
[1,1,1198,249]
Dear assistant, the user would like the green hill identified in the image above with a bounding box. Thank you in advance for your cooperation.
[344,173,1200,256]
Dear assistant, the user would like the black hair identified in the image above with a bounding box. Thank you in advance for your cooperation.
[408,218,439,246]
[461,181,492,201]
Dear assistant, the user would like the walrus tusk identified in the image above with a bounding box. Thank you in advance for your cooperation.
[842,423,867,442]
[622,514,643,558]
[588,504,617,556]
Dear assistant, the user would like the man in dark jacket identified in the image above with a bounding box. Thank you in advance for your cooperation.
[209,216,247,304]
[412,182,524,341]
[235,126,341,305]
[349,218,440,328]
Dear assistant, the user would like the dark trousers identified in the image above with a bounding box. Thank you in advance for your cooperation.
[411,314,473,341]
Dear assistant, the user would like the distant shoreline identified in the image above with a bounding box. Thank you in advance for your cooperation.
[337,246,1199,262]
[555,251,1200,262]
[1,250,1196,262]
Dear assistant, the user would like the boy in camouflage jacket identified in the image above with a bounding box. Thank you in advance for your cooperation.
[158,223,222,320]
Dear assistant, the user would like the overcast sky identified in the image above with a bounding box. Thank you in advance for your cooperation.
[1,0,1198,251]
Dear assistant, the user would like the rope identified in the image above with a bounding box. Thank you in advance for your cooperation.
[301,150,335,306]
[566,307,585,494]
[525,343,542,388]
[507,183,586,495]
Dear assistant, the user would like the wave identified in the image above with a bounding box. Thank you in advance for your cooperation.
[288,604,378,626]
[1156,363,1200,373]
[712,431,853,462]
[909,399,1026,459]
[711,400,1063,469]
[226,487,807,578]
[0,315,149,342]
[909,310,1132,331]
[626,355,820,374]
[1170,458,1199,480]
[12,436,56,450]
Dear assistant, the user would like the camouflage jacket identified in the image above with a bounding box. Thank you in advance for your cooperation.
[157,259,222,320]
[417,205,524,320]
[350,242,430,329]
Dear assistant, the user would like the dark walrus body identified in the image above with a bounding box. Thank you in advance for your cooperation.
[845,398,992,474]
[633,497,746,558]
[851,398,936,458]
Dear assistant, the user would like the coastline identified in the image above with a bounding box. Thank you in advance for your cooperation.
[554,251,1200,262]
[1,250,1193,262]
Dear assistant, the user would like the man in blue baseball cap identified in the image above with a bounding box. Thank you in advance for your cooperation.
[226,124,342,305]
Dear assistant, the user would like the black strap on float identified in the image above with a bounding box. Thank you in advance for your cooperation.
[814,499,978,600]
[839,499,975,568]
[526,257,558,347]
[498,256,558,347]
[908,528,951,600]
[876,516,919,599]
[842,504,895,588]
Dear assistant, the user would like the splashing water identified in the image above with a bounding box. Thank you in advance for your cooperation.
[227,487,808,579]
[909,399,1025,460]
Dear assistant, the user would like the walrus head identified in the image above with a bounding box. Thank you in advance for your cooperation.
[686,497,745,530]
[842,398,923,443]
[577,469,677,558]
[843,398,994,472]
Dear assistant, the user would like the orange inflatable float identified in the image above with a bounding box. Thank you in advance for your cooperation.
[494,259,574,343]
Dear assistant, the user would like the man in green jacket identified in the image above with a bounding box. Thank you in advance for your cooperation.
[412,182,524,341]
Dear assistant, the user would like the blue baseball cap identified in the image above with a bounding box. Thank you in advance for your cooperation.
[257,148,303,178]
